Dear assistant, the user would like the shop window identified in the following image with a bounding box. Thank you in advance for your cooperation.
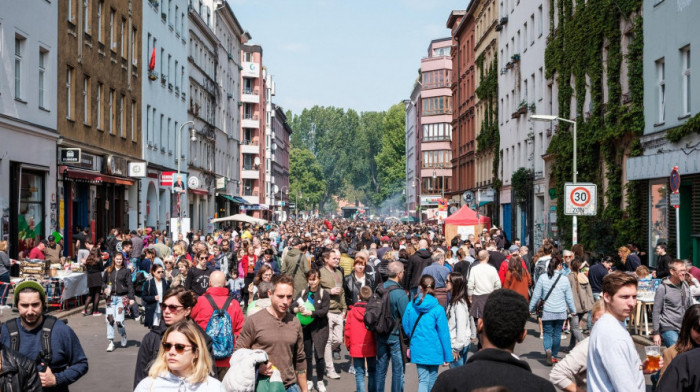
[649,182,669,267]
[18,170,45,258]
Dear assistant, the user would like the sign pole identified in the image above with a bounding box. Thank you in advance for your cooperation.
[670,166,681,258]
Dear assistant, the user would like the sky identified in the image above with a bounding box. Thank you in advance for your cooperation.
[228,0,468,116]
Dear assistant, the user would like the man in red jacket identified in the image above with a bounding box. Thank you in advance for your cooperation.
[190,270,244,380]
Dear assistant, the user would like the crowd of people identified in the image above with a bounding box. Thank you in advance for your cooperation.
[2,218,700,391]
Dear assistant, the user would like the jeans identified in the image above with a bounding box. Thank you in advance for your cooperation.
[568,313,585,348]
[324,312,344,374]
[449,344,470,368]
[376,335,404,392]
[285,384,300,392]
[416,364,438,392]
[661,330,679,347]
[0,272,10,306]
[354,357,376,392]
[542,319,565,357]
[105,296,126,340]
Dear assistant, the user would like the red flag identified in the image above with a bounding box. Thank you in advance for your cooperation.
[149,47,156,71]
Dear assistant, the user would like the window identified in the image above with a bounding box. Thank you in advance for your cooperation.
[66,67,73,119]
[681,46,691,115]
[146,104,151,144]
[649,182,669,267]
[39,50,47,108]
[523,23,528,48]
[421,97,453,115]
[160,48,164,79]
[97,1,103,42]
[68,0,76,22]
[84,0,91,34]
[120,19,126,58]
[108,88,114,133]
[538,5,543,36]
[175,6,179,33]
[119,94,125,137]
[14,36,24,99]
[539,67,544,100]
[131,100,136,141]
[96,83,103,129]
[109,9,115,51]
[422,123,452,141]
[656,58,665,123]
[167,118,172,153]
[159,114,164,150]
[83,75,90,125]
[131,27,137,65]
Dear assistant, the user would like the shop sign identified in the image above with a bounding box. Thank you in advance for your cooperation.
[216,177,226,190]
[103,155,128,176]
[128,162,147,177]
[160,172,176,187]
[420,195,442,205]
[59,148,81,164]
[241,62,260,78]
[188,176,200,189]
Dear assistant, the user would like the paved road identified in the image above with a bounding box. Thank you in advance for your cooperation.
[0,306,653,392]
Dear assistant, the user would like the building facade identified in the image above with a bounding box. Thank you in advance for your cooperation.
[627,0,700,263]
[187,0,218,232]
[496,0,549,246]
[405,81,422,218]
[472,0,499,224]
[140,0,189,234]
[261,70,276,220]
[213,2,248,220]
[0,0,59,258]
[270,104,292,222]
[447,10,476,207]
[56,0,142,254]
[419,38,453,220]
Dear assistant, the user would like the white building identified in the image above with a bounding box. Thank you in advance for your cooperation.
[404,80,421,217]
[0,0,58,257]
[496,0,550,246]
[263,69,276,211]
[140,0,190,233]
[187,0,218,232]
[213,2,248,219]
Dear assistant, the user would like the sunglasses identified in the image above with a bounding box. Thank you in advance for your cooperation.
[154,270,163,274]
[162,304,184,312]
[198,256,208,260]
[162,342,196,354]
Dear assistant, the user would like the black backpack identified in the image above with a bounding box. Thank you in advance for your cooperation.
[6,316,57,366]
[364,284,400,335]
[133,271,148,297]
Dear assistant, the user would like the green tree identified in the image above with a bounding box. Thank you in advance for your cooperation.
[374,103,406,204]
[289,147,326,211]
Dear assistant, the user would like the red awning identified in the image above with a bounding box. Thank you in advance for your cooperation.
[59,166,135,186]
[189,188,209,196]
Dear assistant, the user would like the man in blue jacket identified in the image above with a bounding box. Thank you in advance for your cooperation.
[376,261,409,392]
[1,281,88,392]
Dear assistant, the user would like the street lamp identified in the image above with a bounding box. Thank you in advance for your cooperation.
[411,179,423,225]
[176,120,196,236]
[531,114,578,245]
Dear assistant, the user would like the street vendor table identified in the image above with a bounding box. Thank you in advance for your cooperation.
[11,272,89,306]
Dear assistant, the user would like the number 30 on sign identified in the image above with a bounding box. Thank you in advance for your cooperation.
[564,183,597,216]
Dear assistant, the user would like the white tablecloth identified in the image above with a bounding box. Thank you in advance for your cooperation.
[60,272,89,302]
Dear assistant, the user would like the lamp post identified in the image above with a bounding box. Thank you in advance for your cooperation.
[411,179,422,225]
[176,120,196,236]
[531,114,577,245]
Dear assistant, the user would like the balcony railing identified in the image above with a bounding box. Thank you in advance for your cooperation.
[242,113,259,120]
[242,88,259,95]
[242,189,258,197]
[241,139,259,145]
[422,109,453,116]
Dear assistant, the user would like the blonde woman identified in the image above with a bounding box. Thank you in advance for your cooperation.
[134,320,221,391]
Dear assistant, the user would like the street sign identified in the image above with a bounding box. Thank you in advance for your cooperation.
[670,193,680,208]
[59,148,81,164]
[462,191,475,205]
[564,183,597,216]
[670,166,681,193]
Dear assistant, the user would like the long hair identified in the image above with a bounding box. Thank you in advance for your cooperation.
[148,320,213,383]
[105,252,124,274]
[675,304,700,354]
[547,255,563,278]
[508,254,526,281]
[448,272,468,306]
[415,274,436,305]
[85,248,101,267]
[253,264,273,285]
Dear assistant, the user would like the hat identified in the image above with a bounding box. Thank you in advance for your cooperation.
[14,280,46,305]
[47,235,55,241]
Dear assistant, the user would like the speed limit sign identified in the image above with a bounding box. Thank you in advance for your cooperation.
[564,183,597,216]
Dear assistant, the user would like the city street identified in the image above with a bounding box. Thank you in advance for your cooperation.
[0,306,653,392]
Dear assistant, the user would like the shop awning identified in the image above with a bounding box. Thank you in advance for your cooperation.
[189,188,209,196]
[218,194,250,204]
[59,166,134,186]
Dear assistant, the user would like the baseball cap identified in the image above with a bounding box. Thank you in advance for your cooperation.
[47,235,55,241]
[14,280,46,305]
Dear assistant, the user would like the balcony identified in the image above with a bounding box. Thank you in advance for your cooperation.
[241,169,259,179]
[241,195,259,204]
[241,88,259,103]
[242,114,259,129]
[241,142,259,155]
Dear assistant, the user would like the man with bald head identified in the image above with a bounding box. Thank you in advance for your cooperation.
[406,239,433,296]
[468,249,501,337]
[190,270,245,380]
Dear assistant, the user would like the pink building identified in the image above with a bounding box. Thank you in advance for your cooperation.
[419,38,453,211]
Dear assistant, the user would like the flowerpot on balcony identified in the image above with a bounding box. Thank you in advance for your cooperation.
[518,106,527,115]
[148,73,157,81]
[512,112,520,119]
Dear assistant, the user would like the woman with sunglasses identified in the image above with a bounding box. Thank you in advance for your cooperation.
[249,264,274,301]
[294,268,330,392]
[143,264,171,329]
[162,255,179,285]
[102,252,135,352]
[134,320,220,391]
[134,286,215,388]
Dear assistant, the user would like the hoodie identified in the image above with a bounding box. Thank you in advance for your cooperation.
[406,249,433,290]
[401,294,452,365]
[134,371,221,392]
[344,302,376,358]
[653,278,693,334]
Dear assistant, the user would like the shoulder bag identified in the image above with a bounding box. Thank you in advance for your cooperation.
[535,273,562,318]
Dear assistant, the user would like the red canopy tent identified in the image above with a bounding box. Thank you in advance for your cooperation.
[444,206,491,245]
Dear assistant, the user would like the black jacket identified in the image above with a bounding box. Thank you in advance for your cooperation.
[0,345,42,392]
[406,249,432,290]
[102,267,135,299]
[488,250,506,271]
[295,287,330,358]
[657,346,700,392]
[656,253,672,279]
[142,278,170,328]
[343,272,376,307]
[133,321,215,389]
[432,348,555,392]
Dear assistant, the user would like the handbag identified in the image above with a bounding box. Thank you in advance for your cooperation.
[402,313,425,363]
[535,273,562,318]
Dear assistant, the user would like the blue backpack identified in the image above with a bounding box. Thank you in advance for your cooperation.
[204,294,235,360]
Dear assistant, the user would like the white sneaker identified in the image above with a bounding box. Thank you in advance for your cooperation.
[120,335,127,347]
[316,381,327,392]
[307,381,314,392]
[106,341,115,352]
[348,366,356,374]
[326,371,341,380]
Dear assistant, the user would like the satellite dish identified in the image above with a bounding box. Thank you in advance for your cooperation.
[254,157,261,166]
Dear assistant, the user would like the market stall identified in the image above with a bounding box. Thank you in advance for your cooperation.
[444,206,491,246]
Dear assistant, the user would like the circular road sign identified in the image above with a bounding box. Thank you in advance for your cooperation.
[570,187,591,207]
[670,166,680,193]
